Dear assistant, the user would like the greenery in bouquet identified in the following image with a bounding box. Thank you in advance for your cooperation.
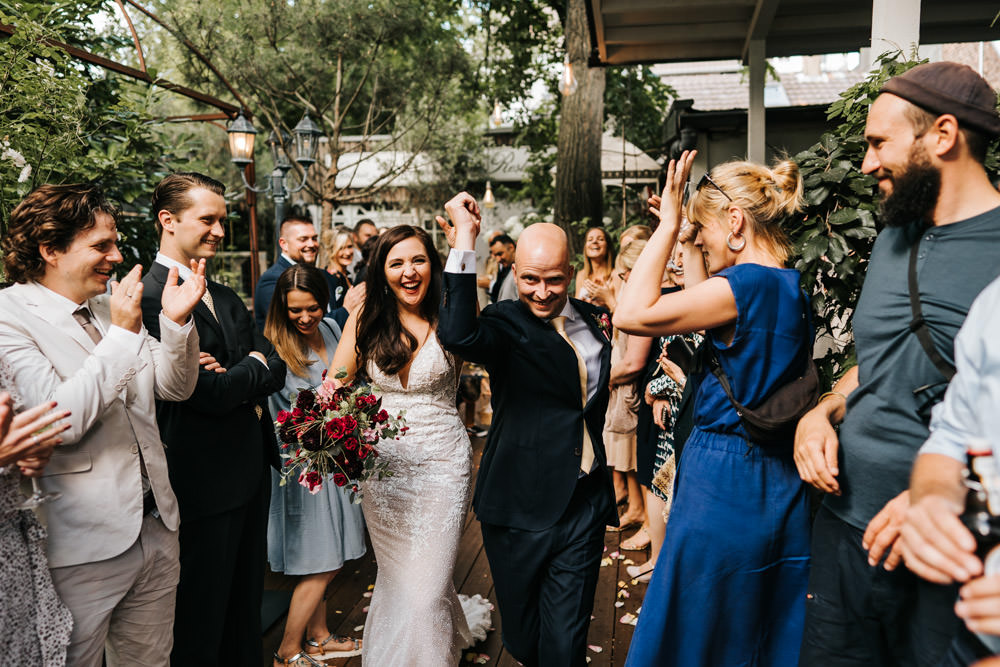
[275,371,404,502]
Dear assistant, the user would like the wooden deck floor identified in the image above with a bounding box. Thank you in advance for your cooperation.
[262,435,649,666]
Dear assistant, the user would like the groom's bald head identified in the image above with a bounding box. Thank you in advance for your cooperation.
[514,223,573,319]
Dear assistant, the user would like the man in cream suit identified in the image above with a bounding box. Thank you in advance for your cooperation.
[0,183,205,666]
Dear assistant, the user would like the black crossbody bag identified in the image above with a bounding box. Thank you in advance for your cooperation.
[907,239,956,423]
[705,290,821,447]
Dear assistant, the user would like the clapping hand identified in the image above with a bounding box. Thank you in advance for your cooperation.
[436,192,481,251]
[582,279,613,307]
[110,264,144,333]
[162,259,207,325]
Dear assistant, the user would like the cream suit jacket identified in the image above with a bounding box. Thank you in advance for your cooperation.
[0,281,199,568]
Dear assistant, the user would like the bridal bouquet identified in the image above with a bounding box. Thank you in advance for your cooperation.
[275,370,405,502]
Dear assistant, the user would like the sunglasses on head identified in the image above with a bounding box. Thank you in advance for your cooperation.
[697,172,733,202]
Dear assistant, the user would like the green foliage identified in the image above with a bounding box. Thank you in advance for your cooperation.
[0,1,195,269]
[791,52,927,384]
[162,0,478,215]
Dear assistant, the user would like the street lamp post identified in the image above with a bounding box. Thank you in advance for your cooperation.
[227,110,324,268]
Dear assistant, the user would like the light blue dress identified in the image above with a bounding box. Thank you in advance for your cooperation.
[267,319,366,575]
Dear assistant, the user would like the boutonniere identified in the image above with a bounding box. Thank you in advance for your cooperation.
[592,312,612,341]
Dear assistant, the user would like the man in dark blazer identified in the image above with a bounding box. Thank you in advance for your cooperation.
[253,216,357,331]
[437,193,617,667]
[140,172,286,667]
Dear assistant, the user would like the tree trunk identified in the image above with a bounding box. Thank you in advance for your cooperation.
[554,0,605,257]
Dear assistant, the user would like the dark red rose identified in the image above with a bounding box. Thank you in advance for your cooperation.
[358,445,369,460]
[344,437,358,451]
[325,417,345,440]
[291,408,305,422]
[374,409,388,423]
[276,410,291,424]
[295,391,315,411]
[333,473,348,487]
[342,415,358,433]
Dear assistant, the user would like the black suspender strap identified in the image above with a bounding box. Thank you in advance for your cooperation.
[907,238,955,381]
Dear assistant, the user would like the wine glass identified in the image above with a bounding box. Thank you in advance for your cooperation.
[19,478,61,509]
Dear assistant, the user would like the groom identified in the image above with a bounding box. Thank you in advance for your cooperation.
[437,193,616,666]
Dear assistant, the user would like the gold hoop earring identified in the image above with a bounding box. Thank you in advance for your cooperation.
[726,232,746,252]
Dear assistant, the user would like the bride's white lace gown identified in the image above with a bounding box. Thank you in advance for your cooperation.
[362,334,491,665]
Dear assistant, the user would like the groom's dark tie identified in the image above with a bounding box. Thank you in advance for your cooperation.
[551,315,595,474]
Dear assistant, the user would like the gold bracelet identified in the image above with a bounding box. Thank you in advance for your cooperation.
[819,391,847,404]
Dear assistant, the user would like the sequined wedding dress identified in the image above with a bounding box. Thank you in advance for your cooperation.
[362,334,491,666]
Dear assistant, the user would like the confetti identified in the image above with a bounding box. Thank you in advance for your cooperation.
[617,580,627,588]
[588,645,603,653]
[615,601,625,608]
[334,610,342,614]
[367,584,375,591]
[600,557,613,567]
[362,606,370,613]
[474,654,490,664]
[620,612,638,626]
[610,551,621,559]
[363,591,373,598]
[354,625,364,632]
[623,558,635,565]
[617,589,631,599]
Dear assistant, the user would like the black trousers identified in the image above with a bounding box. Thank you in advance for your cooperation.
[170,472,269,667]
[481,472,611,667]
[800,506,964,667]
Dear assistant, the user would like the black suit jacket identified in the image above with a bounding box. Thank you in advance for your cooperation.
[142,262,286,521]
[254,256,348,332]
[438,271,616,531]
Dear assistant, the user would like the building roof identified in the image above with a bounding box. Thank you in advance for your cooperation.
[585,0,1000,66]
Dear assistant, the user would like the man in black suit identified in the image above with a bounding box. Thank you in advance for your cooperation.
[253,216,359,331]
[437,192,616,666]
[140,172,286,666]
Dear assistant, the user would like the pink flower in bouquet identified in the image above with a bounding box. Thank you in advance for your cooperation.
[316,374,339,404]
[298,470,324,494]
[362,427,379,443]
[333,473,348,487]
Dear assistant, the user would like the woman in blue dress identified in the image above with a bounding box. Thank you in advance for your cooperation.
[615,150,812,666]
[264,264,367,667]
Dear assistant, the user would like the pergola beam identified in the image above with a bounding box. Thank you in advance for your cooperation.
[742,0,781,62]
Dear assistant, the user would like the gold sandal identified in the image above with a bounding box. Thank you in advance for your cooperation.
[274,651,322,667]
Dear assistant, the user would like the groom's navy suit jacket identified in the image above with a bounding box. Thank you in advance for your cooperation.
[438,271,617,531]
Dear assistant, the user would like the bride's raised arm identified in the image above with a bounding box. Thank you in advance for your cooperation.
[331,309,361,385]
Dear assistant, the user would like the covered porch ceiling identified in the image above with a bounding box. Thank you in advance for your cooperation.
[585,0,1000,65]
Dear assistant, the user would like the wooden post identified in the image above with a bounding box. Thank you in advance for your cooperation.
[747,39,766,164]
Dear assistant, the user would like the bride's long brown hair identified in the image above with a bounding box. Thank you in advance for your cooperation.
[355,225,442,380]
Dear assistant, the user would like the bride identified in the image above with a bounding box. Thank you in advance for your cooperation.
[331,225,491,665]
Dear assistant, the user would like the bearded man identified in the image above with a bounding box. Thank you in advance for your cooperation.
[794,62,1000,666]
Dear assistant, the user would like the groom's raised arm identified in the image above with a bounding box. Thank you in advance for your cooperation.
[436,193,508,365]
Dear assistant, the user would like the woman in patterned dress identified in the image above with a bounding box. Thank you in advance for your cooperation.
[0,358,74,666]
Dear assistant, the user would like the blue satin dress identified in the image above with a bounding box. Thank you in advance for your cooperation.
[625,263,812,667]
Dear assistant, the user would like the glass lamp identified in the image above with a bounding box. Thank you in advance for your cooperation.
[227,111,257,166]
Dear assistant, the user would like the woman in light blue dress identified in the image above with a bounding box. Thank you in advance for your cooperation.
[263,264,366,667]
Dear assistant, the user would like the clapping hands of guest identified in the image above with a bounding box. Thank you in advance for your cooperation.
[161,259,208,325]
[0,393,71,475]
[582,279,613,308]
